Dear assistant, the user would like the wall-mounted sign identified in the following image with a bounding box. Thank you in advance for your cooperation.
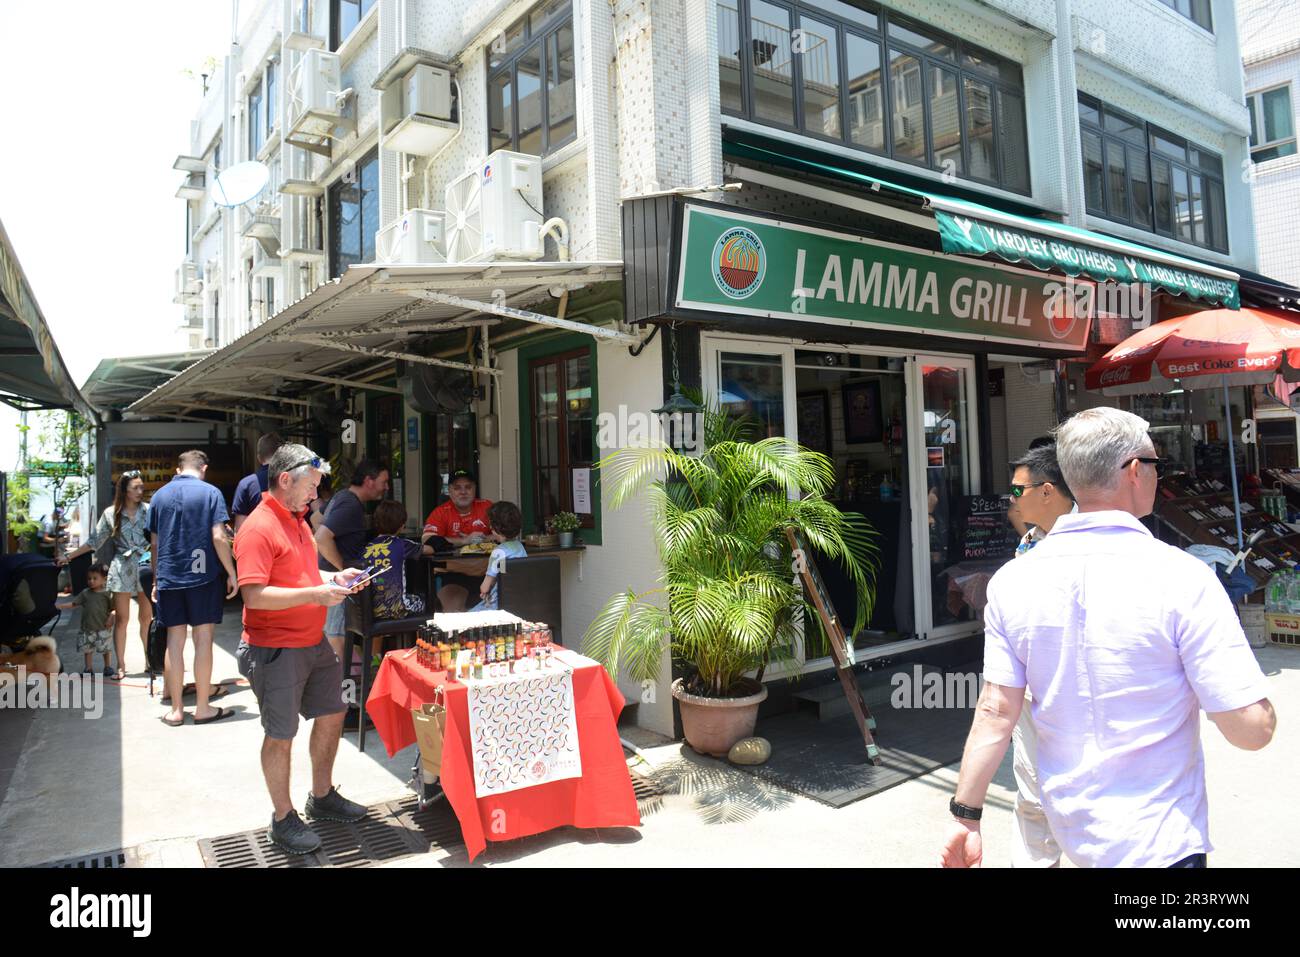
[675,204,1092,352]
[407,417,420,451]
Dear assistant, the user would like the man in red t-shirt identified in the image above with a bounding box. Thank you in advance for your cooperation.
[422,469,493,611]
[233,443,371,856]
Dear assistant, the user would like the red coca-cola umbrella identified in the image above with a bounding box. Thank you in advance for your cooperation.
[1086,306,1300,549]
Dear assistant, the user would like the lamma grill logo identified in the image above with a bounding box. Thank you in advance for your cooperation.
[711,226,766,299]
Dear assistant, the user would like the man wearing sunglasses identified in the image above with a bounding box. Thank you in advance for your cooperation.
[1004,442,1075,869]
[943,407,1275,869]
[233,443,373,855]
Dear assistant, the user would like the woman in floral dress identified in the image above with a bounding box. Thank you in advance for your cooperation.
[60,470,153,678]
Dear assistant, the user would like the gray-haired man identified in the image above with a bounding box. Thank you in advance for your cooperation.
[944,408,1274,868]
[233,444,372,855]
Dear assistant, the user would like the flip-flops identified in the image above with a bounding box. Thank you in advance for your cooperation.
[194,706,234,725]
[162,714,185,728]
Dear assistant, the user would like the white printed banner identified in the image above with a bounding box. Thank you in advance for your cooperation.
[465,670,581,797]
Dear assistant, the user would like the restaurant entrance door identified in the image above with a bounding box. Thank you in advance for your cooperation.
[701,335,983,678]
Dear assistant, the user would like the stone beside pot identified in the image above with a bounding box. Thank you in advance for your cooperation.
[728,736,771,765]
[672,678,767,758]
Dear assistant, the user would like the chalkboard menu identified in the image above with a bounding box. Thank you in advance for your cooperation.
[959,495,1022,562]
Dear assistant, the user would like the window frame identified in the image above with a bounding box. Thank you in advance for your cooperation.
[265,60,278,138]
[326,147,380,279]
[485,2,577,157]
[516,333,601,543]
[1077,93,1228,254]
[330,0,376,52]
[248,79,265,159]
[1247,84,1298,164]
[720,0,1030,194]
[1154,0,1213,33]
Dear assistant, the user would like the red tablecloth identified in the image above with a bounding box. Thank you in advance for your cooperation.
[366,648,641,860]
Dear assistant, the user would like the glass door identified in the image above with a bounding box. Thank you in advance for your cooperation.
[908,355,982,639]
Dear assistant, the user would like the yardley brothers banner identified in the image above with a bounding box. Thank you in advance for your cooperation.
[675,205,1092,352]
[935,210,1240,309]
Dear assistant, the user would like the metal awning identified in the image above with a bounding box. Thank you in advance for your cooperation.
[0,218,98,421]
[723,129,1242,309]
[128,261,626,419]
[81,350,213,414]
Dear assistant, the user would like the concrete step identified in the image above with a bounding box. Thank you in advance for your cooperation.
[791,663,944,722]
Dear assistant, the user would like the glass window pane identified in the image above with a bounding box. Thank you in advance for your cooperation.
[1103,107,1144,144]
[806,0,877,30]
[516,47,543,154]
[1188,172,1204,244]
[1077,97,1101,127]
[1106,138,1128,221]
[751,0,796,126]
[800,16,841,138]
[963,76,994,181]
[996,89,1029,191]
[337,0,361,44]
[1128,144,1151,227]
[845,32,884,151]
[889,48,924,161]
[718,0,743,113]
[1205,178,1227,251]
[929,64,961,175]
[1254,141,1299,163]
[1082,129,1105,212]
[1153,158,1173,234]
[530,0,568,33]
[548,26,575,145]
[360,153,379,262]
[1195,149,1222,175]
[1262,87,1295,143]
[889,16,954,60]
[266,63,277,134]
[490,18,526,69]
[1248,96,1260,147]
[1173,166,1192,242]
[1152,129,1187,161]
[921,365,970,627]
[961,48,1020,84]
[718,353,786,437]
[489,71,513,152]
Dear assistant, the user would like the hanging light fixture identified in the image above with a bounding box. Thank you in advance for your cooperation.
[652,323,704,452]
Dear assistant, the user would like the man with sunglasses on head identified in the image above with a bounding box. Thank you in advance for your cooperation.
[233,443,372,855]
[1004,441,1075,868]
[943,408,1275,869]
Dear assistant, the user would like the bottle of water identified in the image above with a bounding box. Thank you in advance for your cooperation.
[1266,573,1281,613]
[1287,570,1300,615]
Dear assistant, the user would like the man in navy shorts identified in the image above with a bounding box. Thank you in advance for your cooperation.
[149,450,238,726]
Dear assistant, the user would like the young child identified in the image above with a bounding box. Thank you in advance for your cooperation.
[363,500,427,621]
[473,501,527,612]
[56,563,116,676]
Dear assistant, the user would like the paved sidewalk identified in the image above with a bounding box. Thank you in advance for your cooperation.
[2,598,1295,868]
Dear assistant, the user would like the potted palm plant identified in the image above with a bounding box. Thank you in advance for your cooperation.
[584,407,879,757]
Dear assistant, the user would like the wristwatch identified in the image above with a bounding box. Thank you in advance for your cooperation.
[949,798,983,821]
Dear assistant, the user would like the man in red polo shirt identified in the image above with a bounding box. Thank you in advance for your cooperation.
[422,469,493,611]
[234,443,371,855]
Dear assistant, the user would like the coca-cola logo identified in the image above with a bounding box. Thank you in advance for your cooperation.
[1099,365,1132,385]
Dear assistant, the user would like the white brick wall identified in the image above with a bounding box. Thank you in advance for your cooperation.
[1244,35,1300,286]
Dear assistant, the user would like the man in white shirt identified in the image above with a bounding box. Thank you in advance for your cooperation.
[942,407,1275,868]
[1005,441,1076,867]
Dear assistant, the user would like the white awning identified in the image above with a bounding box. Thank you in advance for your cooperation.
[128,261,625,419]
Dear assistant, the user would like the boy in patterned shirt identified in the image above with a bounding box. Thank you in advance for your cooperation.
[57,563,116,675]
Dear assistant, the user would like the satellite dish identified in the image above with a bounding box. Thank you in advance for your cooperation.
[211,161,270,207]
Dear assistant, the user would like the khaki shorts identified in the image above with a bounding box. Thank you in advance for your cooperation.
[236,638,345,740]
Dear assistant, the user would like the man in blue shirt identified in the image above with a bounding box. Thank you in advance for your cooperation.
[231,433,284,532]
[149,450,238,726]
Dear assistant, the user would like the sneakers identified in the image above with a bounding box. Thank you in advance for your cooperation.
[305,786,367,823]
[268,810,322,855]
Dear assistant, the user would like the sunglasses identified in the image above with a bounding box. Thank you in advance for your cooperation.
[1121,456,1165,478]
[121,470,141,479]
[1009,482,1048,497]
[286,456,323,472]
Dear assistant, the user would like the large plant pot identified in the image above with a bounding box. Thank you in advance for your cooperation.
[671,678,768,757]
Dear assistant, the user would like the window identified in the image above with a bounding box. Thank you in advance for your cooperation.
[487,1,575,156]
[1248,85,1297,163]
[519,335,599,538]
[327,148,379,278]
[1155,0,1212,32]
[248,80,264,158]
[265,61,277,137]
[370,394,403,502]
[719,0,1030,193]
[1077,94,1228,253]
[330,0,375,51]
[210,136,221,172]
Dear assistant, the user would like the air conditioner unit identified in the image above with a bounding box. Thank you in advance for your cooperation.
[381,64,456,155]
[288,48,342,138]
[443,150,543,262]
[251,242,281,277]
[376,208,447,264]
[175,261,202,300]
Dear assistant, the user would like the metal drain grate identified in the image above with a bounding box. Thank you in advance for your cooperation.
[42,850,128,869]
[197,795,465,868]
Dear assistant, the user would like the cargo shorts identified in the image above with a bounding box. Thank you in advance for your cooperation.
[236,637,346,740]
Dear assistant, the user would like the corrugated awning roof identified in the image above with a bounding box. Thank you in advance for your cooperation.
[81,350,214,414]
[127,261,623,419]
[0,218,98,421]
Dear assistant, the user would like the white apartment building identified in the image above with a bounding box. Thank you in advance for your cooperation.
[152,0,1269,736]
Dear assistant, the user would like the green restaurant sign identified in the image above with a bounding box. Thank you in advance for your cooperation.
[675,205,1092,351]
[934,210,1240,309]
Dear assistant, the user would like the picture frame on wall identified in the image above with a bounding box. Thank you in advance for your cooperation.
[842,380,884,444]
[796,390,832,457]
